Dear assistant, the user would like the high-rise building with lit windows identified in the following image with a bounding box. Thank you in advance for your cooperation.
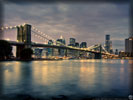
[125,35,133,57]
[56,35,66,56]
[105,35,113,53]
[68,38,76,47]
[80,42,87,48]
[47,40,54,56]
[70,38,76,45]
[75,42,79,48]
[56,35,66,46]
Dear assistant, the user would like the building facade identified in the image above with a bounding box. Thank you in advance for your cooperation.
[33,48,43,58]
[105,35,113,53]
[56,36,66,56]
[125,37,133,57]
[80,42,87,48]
[47,40,54,57]
[56,35,66,46]
[75,42,79,48]
[115,49,119,55]
[69,38,76,46]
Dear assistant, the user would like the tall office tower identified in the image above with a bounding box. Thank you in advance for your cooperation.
[125,36,133,57]
[80,42,87,48]
[56,35,66,56]
[47,40,54,56]
[56,35,66,46]
[69,38,76,47]
[110,41,113,54]
[105,35,113,53]
[106,34,110,41]
[70,38,76,44]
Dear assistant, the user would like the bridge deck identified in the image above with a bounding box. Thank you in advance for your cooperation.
[9,41,111,55]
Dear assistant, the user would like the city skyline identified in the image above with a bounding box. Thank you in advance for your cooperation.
[3,2,129,51]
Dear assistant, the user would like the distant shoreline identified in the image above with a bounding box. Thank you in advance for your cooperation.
[0,57,133,62]
[0,58,63,62]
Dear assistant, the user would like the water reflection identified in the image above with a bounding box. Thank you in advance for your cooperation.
[4,62,21,86]
[0,60,132,99]
[0,63,4,95]
[32,61,64,86]
[79,66,96,90]
[128,60,133,64]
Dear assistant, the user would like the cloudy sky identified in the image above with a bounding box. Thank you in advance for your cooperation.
[3,2,129,51]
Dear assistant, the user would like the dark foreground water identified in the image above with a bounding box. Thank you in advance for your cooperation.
[0,60,132,100]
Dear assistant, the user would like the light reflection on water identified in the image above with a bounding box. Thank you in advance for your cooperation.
[0,59,132,99]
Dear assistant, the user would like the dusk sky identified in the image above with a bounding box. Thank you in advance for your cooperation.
[3,2,129,51]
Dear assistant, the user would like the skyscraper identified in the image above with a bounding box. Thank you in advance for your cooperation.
[47,40,54,56]
[56,35,66,46]
[106,34,110,41]
[125,37,133,57]
[56,35,66,56]
[70,38,76,45]
[68,38,76,47]
[105,35,113,53]
[80,42,87,48]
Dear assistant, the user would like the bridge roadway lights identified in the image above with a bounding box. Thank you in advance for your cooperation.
[94,53,102,59]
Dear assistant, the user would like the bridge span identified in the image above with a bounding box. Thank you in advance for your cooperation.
[1,23,116,59]
[9,41,110,55]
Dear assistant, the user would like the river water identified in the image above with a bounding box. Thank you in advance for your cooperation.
[0,60,132,100]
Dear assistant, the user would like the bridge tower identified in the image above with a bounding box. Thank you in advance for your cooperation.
[94,44,102,59]
[16,24,32,58]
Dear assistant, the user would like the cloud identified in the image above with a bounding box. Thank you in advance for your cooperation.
[3,2,129,51]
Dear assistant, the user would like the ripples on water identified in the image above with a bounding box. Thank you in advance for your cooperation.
[0,60,132,100]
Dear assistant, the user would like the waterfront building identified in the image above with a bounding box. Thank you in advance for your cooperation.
[125,37,133,57]
[80,42,87,48]
[56,35,66,56]
[33,48,43,58]
[53,48,58,57]
[115,49,119,55]
[56,35,66,46]
[119,51,126,58]
[47,40,54,57]
[68,39,77,57]
[41,48,47,58]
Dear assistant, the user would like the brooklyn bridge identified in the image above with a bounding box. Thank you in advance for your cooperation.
[0,23,117,59]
